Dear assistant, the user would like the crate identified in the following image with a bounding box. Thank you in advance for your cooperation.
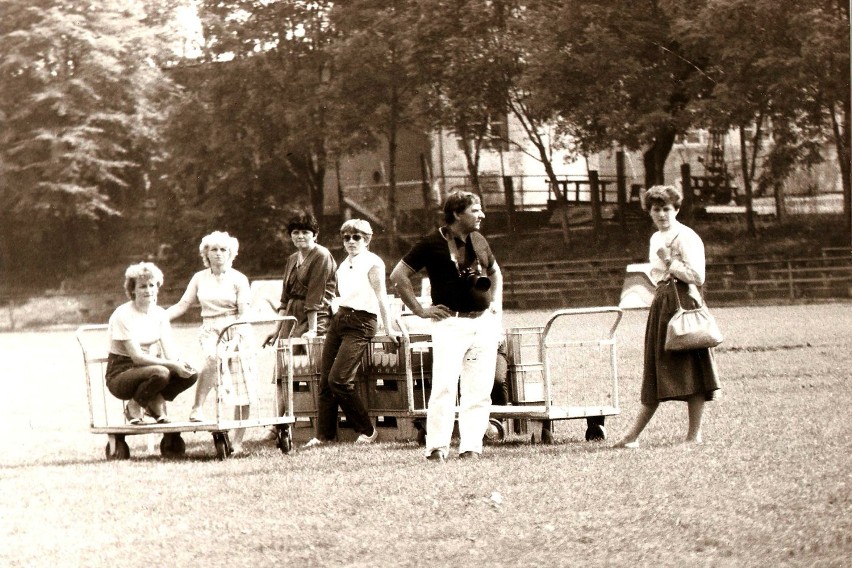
[276,337,324,416]
[363,336,432,412]
[508,363,546,405]
[290,414,369,444]
[373,415,424,442]
[504,326,544,366]
[276,336,324,380]
[289,373,370,417]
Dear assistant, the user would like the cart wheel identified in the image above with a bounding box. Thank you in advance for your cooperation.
[540,428,554,445]
[105,437,130,460]
[160,433,186,458]
[414,420,427,446]
[585,416,607,441]
[484,418,505,443]
[276,426,292,454]
[213,432,232,460]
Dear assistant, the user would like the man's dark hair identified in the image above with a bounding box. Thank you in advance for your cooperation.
[443,191,481,225]
[287,212,320,235]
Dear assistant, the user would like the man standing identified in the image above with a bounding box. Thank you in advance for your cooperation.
[390,191,502,462]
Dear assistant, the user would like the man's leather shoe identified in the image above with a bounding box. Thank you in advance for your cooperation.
[426,449,445,463]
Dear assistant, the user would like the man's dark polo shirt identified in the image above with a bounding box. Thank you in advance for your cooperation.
[400,228,496,313]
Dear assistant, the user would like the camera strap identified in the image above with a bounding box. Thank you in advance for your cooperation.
[440,226,487,275]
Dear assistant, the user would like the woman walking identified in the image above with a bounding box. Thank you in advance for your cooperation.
[616,185,721,448]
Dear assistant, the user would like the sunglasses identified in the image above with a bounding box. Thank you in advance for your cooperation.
[342,234,363,242]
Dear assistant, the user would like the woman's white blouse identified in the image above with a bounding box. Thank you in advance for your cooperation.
[648,223,706,286]
[336,251,384,316]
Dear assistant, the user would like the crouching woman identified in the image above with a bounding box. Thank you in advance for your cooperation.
[106,262,198,424]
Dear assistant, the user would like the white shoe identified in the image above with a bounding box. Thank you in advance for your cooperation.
[189,408,204,422]
[354,428,378,444]
[303,437,323,448]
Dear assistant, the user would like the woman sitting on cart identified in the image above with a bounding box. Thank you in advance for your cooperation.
[106,262,198,424]
[167,231,257,453]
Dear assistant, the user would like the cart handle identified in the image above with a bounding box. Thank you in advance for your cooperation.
[541,306,624,343]
[395,313,419,341]
[216,315,294,345]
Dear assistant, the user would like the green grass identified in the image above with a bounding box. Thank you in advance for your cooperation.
[2,305,851,567]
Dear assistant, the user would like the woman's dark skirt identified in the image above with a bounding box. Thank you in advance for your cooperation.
[641,279,721,405]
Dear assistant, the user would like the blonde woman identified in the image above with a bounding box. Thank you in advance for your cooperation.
[106,263,197,423]
[167,231,257,453]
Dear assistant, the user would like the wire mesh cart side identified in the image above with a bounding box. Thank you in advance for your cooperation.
[492,306,623,443]
[272,334,325,442]
[76,316,296,460]
[210,316,298,459]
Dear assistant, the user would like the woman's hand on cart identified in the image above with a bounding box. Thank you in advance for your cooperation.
[263,324,283,348]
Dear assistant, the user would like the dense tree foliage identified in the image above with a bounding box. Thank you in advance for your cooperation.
[325,0,425,257]
[1,0,848,285]
[0,0,179,282]
[412,0,515,196]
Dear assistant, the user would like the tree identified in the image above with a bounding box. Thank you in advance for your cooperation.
[0,0,179,281]
[798,0,851,240]
[675,0,849,237]
[412,0,514,197]
[523,0,710,191]
[195,0,337,220]
[327,0,425,257]
[159,1,340,271]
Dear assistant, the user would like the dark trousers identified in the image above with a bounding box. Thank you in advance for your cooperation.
[106,354,198,405]
[316,307,376,440]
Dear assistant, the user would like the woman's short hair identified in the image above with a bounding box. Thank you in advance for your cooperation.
[340,219,373,244]
[199,231,239,268]
[287,212,320,236]
[123,262,164,300]
[643,185,682,211]
[443,191,481,224]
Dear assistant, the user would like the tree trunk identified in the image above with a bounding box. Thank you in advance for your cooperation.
[680,163,694,224]
[774,181,787,223]
[738,125,757,237]
[589,170,603,238]
[387,93,399,259]
[829,102,851,243]
[642,128,677,188]
[542,158,570,245]
[462,139,483,197]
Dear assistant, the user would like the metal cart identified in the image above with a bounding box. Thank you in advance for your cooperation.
[396,307,623,444]
[76,316,296,460]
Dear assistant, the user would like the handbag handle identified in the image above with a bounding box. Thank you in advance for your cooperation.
[670,278,705,310]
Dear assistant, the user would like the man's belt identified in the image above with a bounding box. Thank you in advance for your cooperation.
[454,310,485,319]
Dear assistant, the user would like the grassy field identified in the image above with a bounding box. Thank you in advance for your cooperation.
[1,304,851,567]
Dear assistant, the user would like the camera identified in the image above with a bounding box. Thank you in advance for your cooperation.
[460,268,491,291]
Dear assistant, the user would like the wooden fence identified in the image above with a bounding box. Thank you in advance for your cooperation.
[502,248,852,309]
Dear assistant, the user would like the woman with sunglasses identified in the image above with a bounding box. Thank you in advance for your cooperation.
[304,219,399,447]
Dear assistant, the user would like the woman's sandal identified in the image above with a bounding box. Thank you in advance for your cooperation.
[144,402,170,424]
[124,401,143,425]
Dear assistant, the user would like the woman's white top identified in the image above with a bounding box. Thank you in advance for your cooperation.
[109,302,170,356]
[336,251,383,316]
[648,222,706,287]
[176,268,251,319]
